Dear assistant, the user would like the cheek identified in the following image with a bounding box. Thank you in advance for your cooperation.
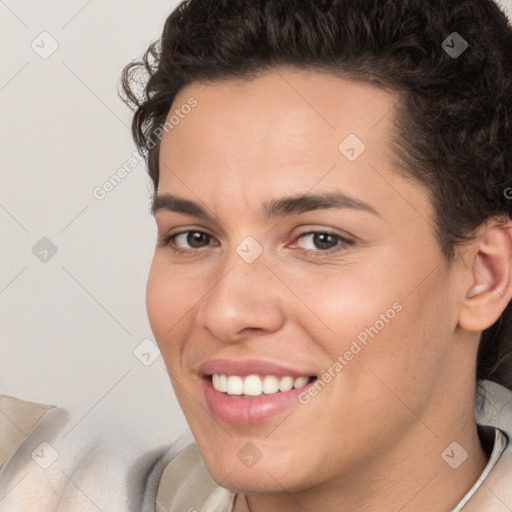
[145,261,168,339]
[344,276,456,416]
[293,260,453,398]
[145,258,192,349]
[280,261,402,354]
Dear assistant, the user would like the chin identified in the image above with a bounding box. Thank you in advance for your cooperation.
[199,443,318,494]
[207,465,296,494]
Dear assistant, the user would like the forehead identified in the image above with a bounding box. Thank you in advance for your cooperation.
[164,68,398,154]
[156,68,432,230]
[160,68,398,176]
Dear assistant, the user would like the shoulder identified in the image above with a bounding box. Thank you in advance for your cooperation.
[1,393,167,512]
[141,442,235,512]
[0,393,59,469]
[465,380,512,511]
[0,394,69,510]
[476,380,512,431]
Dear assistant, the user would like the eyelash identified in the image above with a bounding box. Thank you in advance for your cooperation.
[158,229,354,256]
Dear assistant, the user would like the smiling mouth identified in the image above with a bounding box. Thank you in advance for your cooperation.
[210,374,316,397]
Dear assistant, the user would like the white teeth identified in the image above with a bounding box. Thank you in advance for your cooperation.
[278,376,294,392]
[293,376,309,389]
[218,374,228,393]
[226,375,244,395]
[262,375,279,394]
[212,374,311,396]
[243,375,263,396]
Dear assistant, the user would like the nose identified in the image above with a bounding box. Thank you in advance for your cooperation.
[196,248,286,342]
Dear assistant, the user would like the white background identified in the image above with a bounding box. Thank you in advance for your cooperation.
[0,0,189,462]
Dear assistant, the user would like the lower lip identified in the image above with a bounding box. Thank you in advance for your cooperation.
[203,378,313,425]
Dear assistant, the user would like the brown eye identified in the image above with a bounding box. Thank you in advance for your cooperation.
[312,233,339,250]
[294,231,351,252]
[183,231,211,248]
[160,230,213,251]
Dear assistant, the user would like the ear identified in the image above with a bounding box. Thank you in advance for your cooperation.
[458,218,512,331]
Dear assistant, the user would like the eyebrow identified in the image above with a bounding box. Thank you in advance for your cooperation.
[151,191,379,219]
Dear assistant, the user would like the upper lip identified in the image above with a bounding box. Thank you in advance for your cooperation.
[199,358,316,378]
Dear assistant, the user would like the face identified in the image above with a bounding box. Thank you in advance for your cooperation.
[146,68,469,493]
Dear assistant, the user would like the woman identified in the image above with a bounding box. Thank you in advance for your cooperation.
[120,0,512,510]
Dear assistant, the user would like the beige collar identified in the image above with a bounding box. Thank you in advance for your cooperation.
[0,394,55,469]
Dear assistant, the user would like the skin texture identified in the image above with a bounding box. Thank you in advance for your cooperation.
[146,68,512,512]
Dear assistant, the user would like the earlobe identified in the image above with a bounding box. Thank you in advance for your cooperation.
[458,220,512,331]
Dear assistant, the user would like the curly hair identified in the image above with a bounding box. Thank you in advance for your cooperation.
[120,0,512,389]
